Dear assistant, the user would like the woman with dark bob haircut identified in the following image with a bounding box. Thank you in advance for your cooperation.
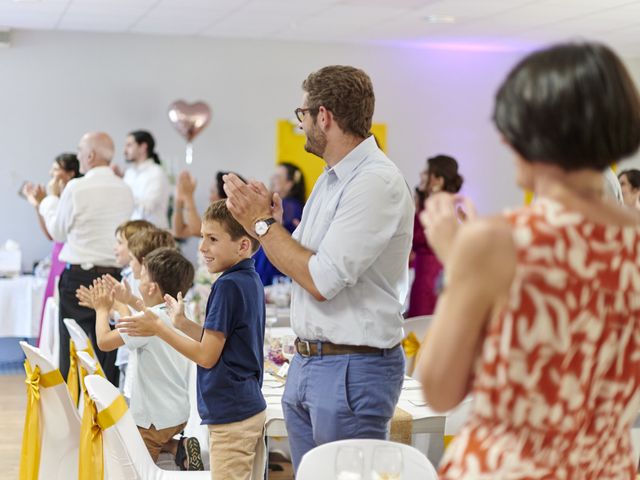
[418,42,640,478]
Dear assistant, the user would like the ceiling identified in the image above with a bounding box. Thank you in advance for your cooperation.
[1,0,640,56]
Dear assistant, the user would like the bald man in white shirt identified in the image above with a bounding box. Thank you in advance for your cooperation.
[37,132,134,385]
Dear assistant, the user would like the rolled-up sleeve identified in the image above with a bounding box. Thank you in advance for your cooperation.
[308,172,408,300]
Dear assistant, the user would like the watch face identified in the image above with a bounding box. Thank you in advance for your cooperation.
[255,221,268,236]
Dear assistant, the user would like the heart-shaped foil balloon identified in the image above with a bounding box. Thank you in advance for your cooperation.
[167,100,211,142]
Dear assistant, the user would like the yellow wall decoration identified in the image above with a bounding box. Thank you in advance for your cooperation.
[276,120,388,199]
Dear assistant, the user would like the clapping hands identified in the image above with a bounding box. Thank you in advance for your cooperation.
[420,193,477,264]
[21,182,46,207]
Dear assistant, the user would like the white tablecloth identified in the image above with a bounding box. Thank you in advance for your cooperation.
[0,275,47,337]
[263,327,446,463]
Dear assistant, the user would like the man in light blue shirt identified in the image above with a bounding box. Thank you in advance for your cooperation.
[223,65,414,471]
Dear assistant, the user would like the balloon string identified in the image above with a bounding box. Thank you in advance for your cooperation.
[186,143,193,165]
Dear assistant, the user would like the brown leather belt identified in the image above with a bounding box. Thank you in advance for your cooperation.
[294,337,400,357]
[67,264,121,275]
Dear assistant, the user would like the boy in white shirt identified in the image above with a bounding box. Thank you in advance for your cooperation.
[89,247,203,470]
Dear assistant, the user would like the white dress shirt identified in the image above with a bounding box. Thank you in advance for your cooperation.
[291,136,414,348]
[39,166,134,267]
[123,159,170,229]
[119,304,191,429]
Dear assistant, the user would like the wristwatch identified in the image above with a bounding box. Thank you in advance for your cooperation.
[255,217,276,237]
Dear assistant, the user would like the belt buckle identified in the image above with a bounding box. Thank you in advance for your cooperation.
[295,338,311,357]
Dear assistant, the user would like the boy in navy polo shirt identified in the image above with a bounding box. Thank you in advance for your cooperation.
[117,199,266,480]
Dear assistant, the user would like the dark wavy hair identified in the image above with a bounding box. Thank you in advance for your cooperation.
[493,42,640,171]
[428,155,463,193]
[129,130,160,165]
[215,171,247,199]
[619,169,640,189]
[55,153,82,178]
[279,162,306,204]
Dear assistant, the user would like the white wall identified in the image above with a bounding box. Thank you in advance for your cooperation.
[2,30,638,270]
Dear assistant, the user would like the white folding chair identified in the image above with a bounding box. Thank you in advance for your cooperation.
[63,317,91,352]
[84,375,210,479]
[402,315,432,378]
[297,439,438,480]
[444,397,473,450]
[63,318,104,405]
[183,362,210,456]
[39,296,60,368]
[631,415,640,470]
[19,341,80,480]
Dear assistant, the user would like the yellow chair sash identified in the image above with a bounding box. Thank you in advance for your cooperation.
[19,360,64,480]
[67,340,79,406]
[402,331,421,358]
[444,435,454,449]
[79,378,128,480]
[68,339,106,406]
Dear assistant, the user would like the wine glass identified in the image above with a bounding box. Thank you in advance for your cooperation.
[371,446,403,480]
[335,446,364,480]
[281,335,296,362]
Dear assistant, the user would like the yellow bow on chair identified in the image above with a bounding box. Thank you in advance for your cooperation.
[68,340,106,406]
[79,373,128,480]
[67,340,80,406]
[401,331,421,376]
[20,360,64,480]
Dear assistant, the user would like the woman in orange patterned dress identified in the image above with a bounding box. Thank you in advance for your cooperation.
[418,42,640,478]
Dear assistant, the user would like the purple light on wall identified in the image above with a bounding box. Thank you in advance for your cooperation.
[376,38,541,53]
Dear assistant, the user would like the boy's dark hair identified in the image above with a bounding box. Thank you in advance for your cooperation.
[128,228,176,262]
[493,42,640,171]
[203,199,260,253]
[115,219,155,242]
[143,247,194,298]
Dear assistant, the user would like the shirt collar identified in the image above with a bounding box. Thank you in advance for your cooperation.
[327,135,378,181]
[84,165,114,178]
[133,159,155,172]
[220,258,255,278]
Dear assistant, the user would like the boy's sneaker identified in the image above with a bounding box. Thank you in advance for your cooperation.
[175,436,204,471]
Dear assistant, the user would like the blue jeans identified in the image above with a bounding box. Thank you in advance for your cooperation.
[281,346,405,472]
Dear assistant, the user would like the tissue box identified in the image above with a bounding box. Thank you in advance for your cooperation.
[0,249,21,276]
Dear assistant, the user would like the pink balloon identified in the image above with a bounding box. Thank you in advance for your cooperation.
[167,100,211,142]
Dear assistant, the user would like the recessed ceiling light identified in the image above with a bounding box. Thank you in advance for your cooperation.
[423,15,456,24]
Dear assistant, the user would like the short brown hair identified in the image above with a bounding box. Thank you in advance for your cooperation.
[115,219,155,241]
[302,65,375,139]
[203,200,260,253]
[128,228,176,262]
[143,247,194,298]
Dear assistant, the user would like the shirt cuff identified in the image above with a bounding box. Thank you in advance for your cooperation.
[308,254,345,301]
[38,195,59,216]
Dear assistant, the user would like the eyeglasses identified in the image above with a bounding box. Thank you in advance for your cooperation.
[294,107,317,123]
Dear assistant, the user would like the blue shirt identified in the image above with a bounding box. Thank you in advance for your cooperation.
[254,197,304,285]
[197,258,266,425]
